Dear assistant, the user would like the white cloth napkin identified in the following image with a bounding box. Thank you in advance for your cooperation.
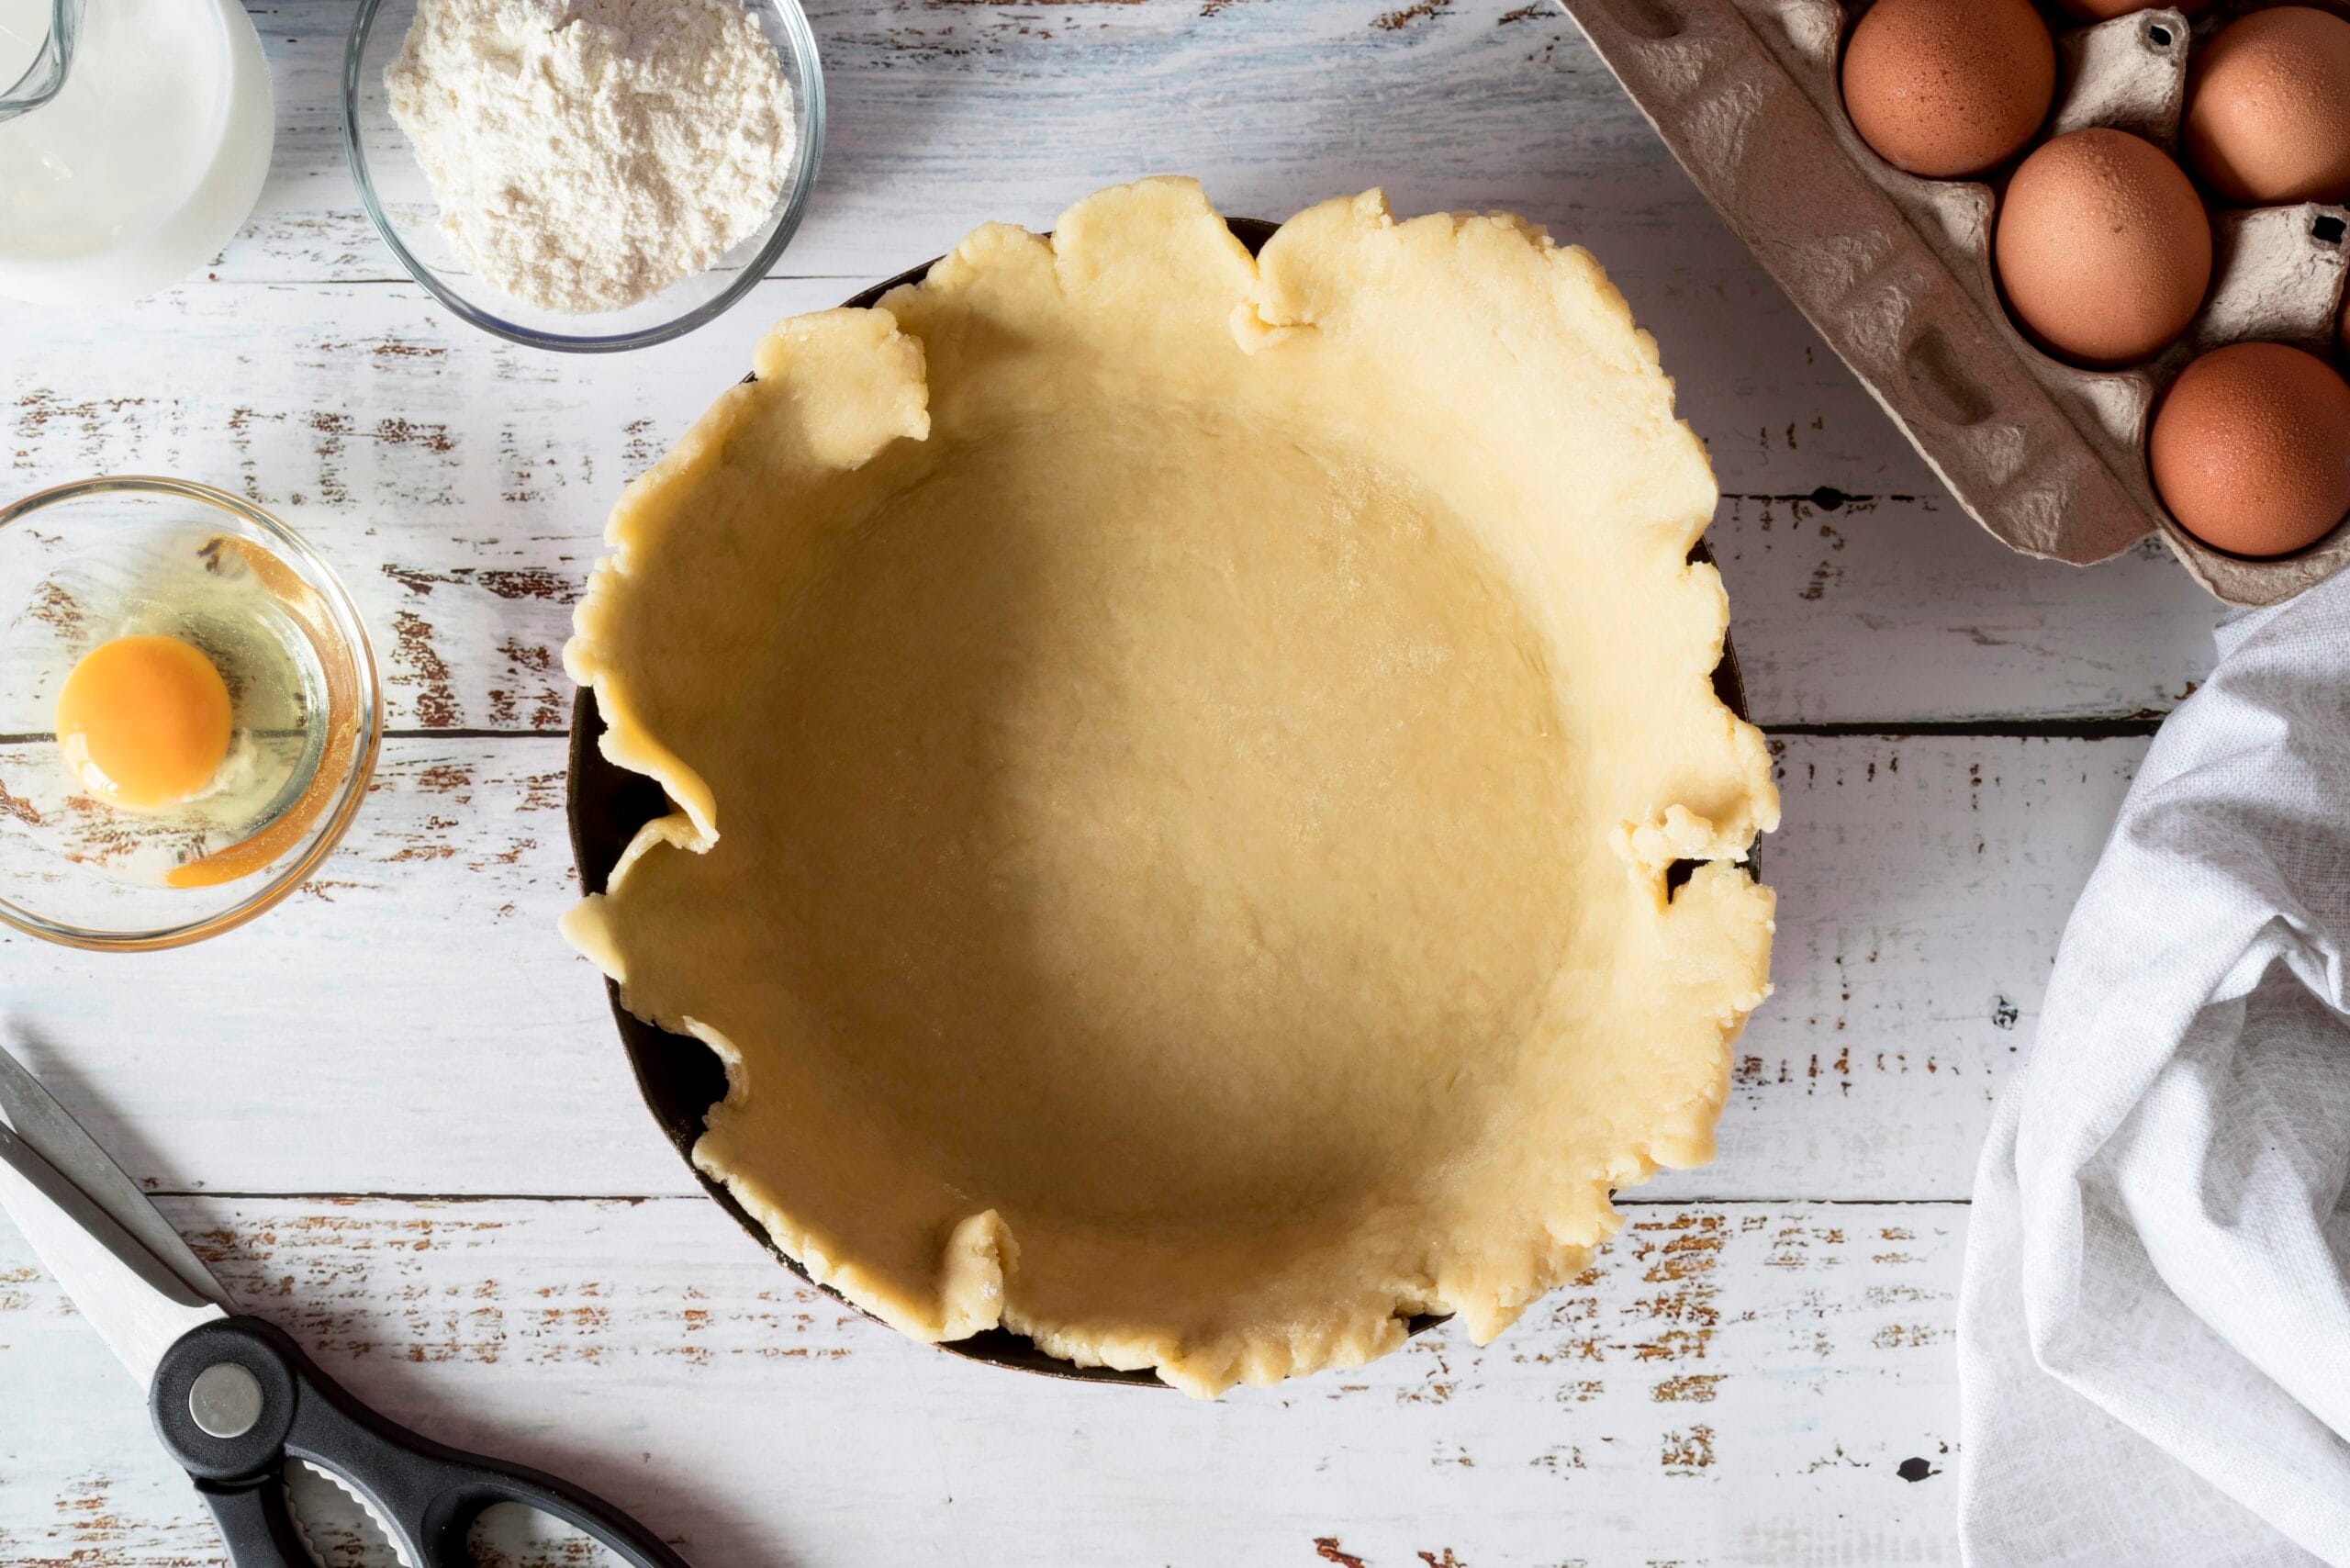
[1959,567,2350,1568]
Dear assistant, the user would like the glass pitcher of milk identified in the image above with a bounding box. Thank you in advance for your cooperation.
[0,0,274,306]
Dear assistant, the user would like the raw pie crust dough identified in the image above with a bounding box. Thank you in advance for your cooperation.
[565,179,1779,1396]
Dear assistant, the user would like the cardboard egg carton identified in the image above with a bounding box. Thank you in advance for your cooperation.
[1559,0,2350,605]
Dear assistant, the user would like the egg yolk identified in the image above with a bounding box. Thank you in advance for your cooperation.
[55,634,234,811]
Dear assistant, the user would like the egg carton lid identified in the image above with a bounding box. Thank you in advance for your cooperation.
[1559,0,2350,606]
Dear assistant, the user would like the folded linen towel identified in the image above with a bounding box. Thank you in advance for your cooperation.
[1959,568,2350,1567]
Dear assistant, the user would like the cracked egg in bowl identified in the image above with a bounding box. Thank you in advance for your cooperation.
[563,177,1778,1396]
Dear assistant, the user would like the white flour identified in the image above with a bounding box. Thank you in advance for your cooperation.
[386,0,796,314]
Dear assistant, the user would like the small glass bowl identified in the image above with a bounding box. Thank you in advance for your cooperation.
[341,0,827,353]
[0,478,381,951]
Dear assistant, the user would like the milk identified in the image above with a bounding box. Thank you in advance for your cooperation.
[0,0,274,305]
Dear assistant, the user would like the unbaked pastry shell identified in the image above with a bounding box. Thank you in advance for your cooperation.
[565,178,1779,1395]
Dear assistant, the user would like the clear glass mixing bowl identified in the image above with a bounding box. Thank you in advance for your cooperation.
[341,0,827,353]
[0,477,381,950]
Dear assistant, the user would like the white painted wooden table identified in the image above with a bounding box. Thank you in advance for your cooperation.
[0,1,2229,1562]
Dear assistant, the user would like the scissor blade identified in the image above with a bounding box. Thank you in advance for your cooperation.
[0,1043,227,1305]
[0,1123,225,1387]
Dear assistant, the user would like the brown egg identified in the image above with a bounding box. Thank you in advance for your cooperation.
[1841,0,2055,178]
[2053,0,2208,21]
[2151,342,2350,557]
[2183,7,2350,206]
[1995,129,2211,366]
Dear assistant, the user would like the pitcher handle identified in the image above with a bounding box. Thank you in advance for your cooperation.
[1,0,82,125]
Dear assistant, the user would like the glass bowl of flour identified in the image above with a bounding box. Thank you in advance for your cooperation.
[342,0,824,353]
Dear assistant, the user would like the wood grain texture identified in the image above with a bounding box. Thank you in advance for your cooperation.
[2,730,2138,1202]
[0,0,2201,1558]
[215,0,1762,286]
[0,0,2223,729]
[0,1194,1966,1567]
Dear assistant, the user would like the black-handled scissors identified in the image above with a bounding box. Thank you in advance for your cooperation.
[0,1042,693,1568]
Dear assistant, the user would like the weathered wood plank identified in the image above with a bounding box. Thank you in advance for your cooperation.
[1,731,2138,1202]
[1651,731,2137,1204]
[0,277,2221,728]
[0,2,2114,1557]
[0,0,2226,728]
[0,1194,1965,1566]
[227,0,1727,286]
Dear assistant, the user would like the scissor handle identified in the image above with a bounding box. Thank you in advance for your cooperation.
[150,1316,695,1568]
